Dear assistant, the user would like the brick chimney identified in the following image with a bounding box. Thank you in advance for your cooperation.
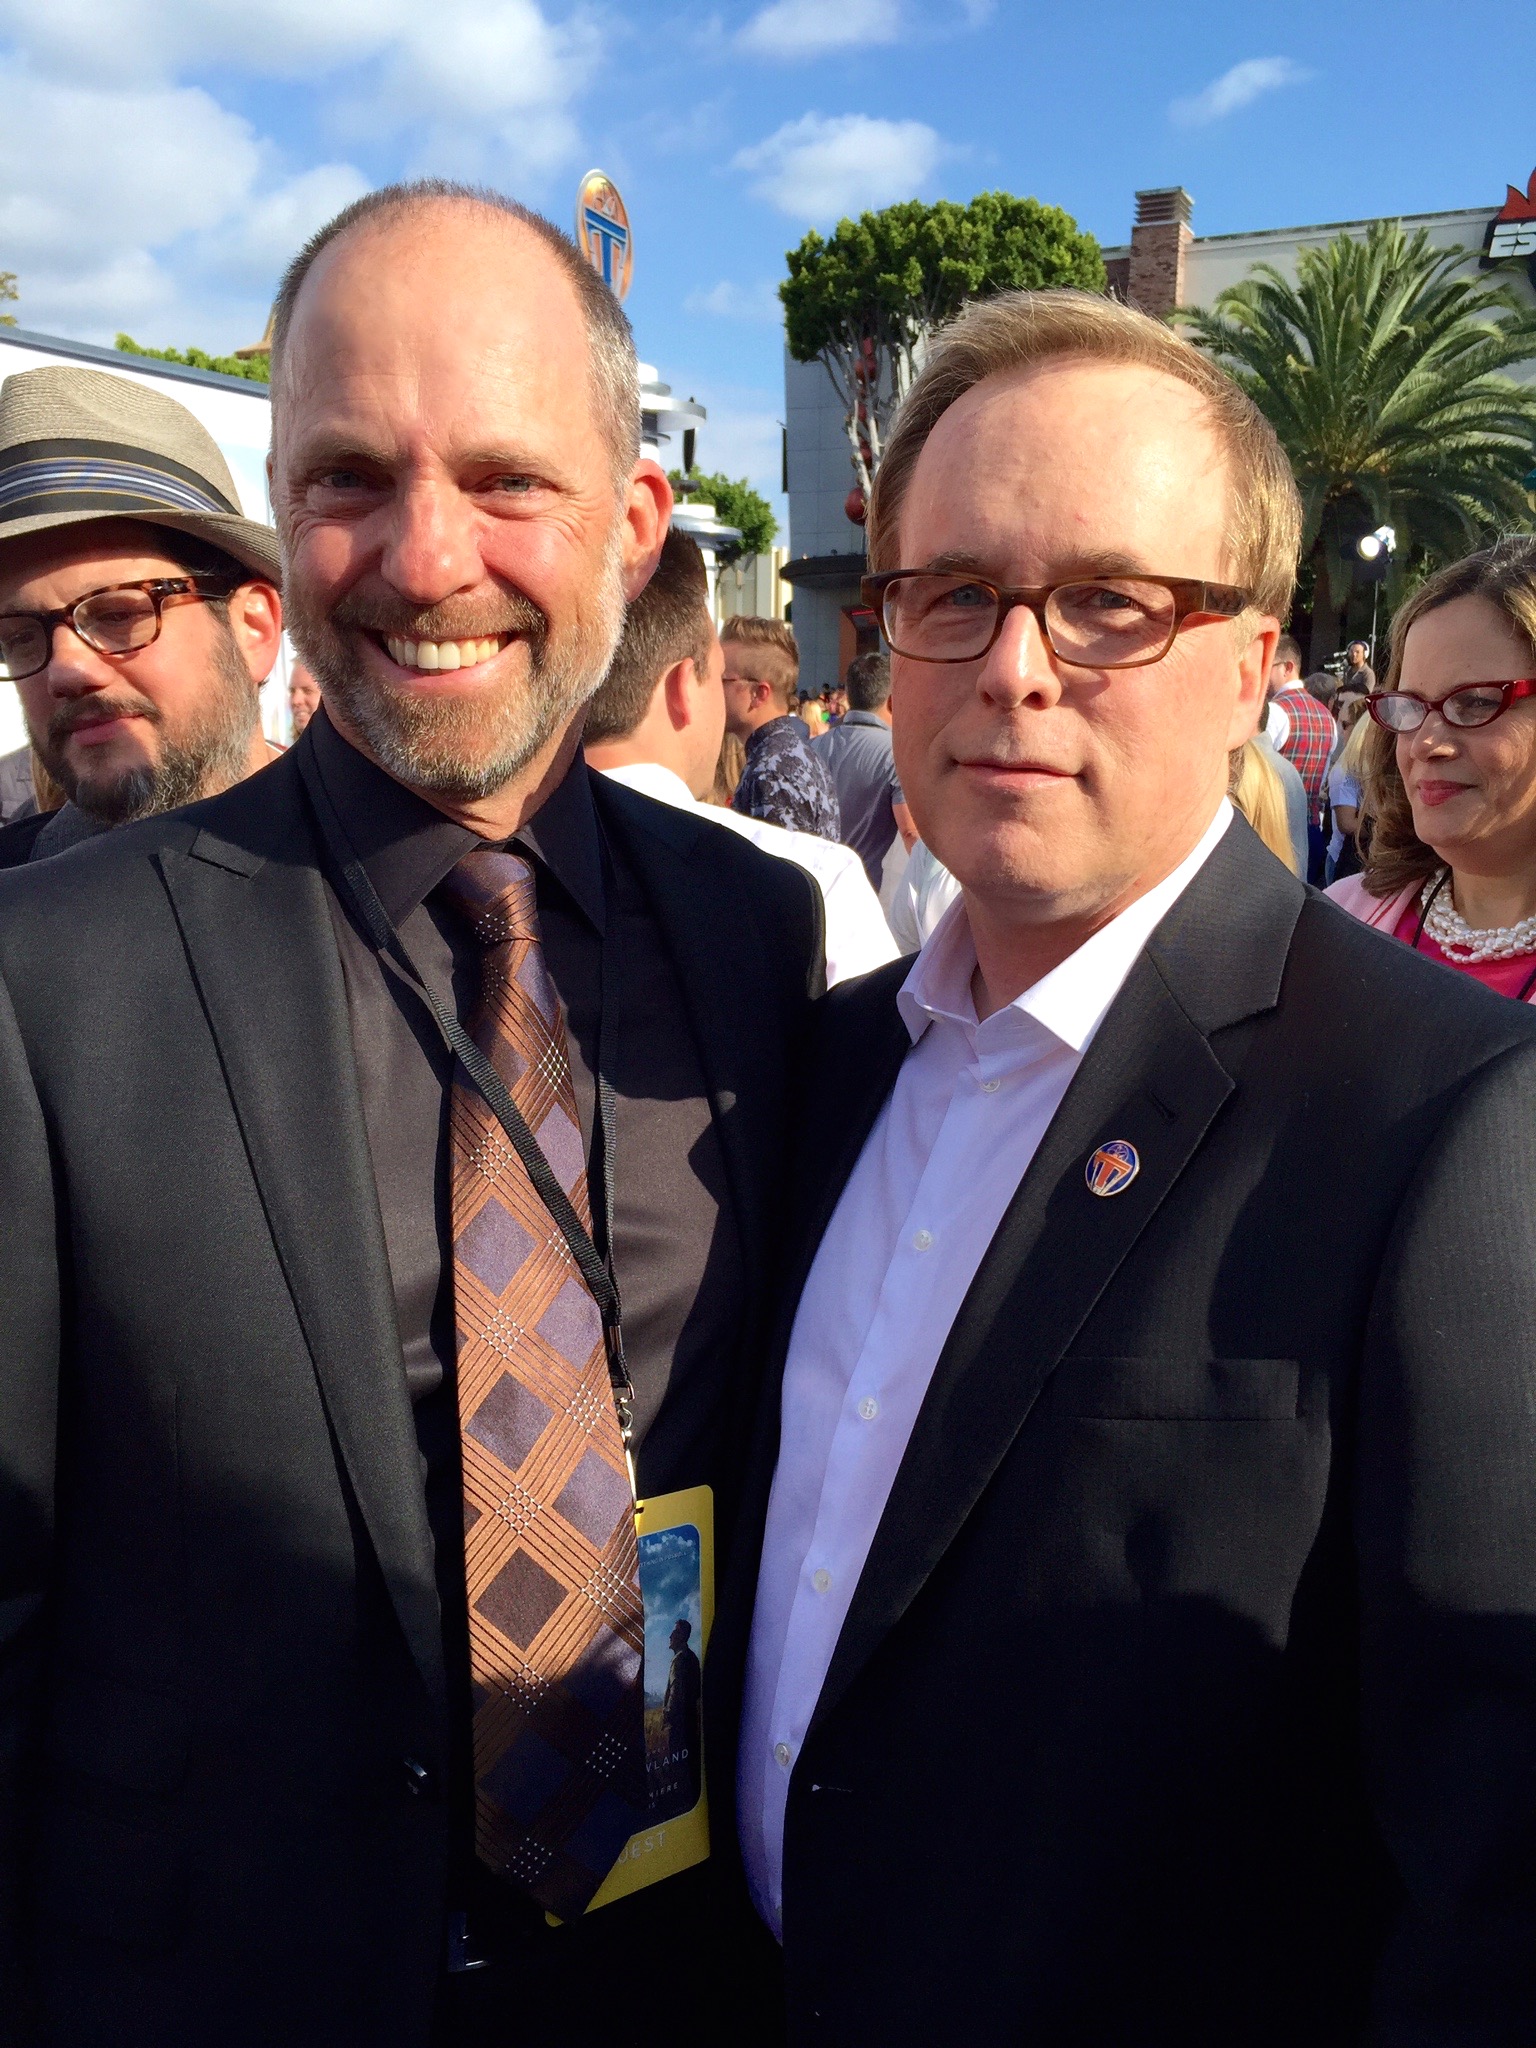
[1128,187,1193,318]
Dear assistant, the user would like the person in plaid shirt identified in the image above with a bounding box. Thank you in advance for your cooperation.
[1265,632,1336,879]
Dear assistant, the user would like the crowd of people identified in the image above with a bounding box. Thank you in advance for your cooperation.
[1,177,1535,2048]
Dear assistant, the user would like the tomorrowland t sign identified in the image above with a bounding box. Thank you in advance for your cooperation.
[575,171,633,302]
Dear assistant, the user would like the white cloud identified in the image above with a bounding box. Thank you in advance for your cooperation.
[0,54,368,341]
[733,113,943,221]
[1170,56,1310,127]
[0,0,597,348]
[683,279,783,323]
[738,0,901,59]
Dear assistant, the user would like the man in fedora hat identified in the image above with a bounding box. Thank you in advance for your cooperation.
[0,364,283,866]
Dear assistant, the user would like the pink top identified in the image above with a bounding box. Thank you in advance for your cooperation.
[1325,874,1536,1003]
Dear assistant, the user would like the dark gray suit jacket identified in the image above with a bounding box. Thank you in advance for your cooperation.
[0,743,820,2046]
[714,819,1536,2047]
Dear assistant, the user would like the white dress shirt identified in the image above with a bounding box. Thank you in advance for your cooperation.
[737,802,1233,1938]
[596,762,899,988]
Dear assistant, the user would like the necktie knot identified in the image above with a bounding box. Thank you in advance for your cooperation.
[442,847,538,946]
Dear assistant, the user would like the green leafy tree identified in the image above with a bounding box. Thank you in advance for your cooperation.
[1175,221,1536,663]
[782,192,1105,498]
[667,469,777,556]
[0,271,17,327]
[115,334,269,383]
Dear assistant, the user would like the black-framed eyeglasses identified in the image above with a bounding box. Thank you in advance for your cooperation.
[860,570,1252,670]
[1367,678,1536,733]
[0,577,234,684]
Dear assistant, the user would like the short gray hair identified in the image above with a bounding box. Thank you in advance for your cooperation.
[269,179,640,483]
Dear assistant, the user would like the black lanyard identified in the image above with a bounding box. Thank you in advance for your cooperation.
[295,747,636,1451]
[1411,866,1536,1004]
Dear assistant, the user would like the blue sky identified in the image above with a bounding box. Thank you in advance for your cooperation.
[1,0,1529,535]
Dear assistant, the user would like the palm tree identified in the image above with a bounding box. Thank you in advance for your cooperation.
[0,271,16,327]
[1176,221,1536,663]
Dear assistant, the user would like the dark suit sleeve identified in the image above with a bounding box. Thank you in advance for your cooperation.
[0,964,56,2026]
[1358,1037,1536,2043]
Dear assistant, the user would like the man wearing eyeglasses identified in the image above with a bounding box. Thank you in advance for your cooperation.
[725,291,1536,2045]
[0,366,282,869]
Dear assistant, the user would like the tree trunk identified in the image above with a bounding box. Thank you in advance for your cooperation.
[1307,530,1347,669]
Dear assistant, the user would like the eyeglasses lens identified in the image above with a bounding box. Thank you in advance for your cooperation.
[882,575,998,661]
[1371,694,1424,732]
[883,574,1176,667]
[0,617,48,682]
[74,588,160,656]
[1443,685,1507,727]
[1047,580,1177,666]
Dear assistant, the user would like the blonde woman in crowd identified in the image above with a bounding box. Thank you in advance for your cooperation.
[1328,536,1536,1004]
[1323,694,1370,883]
[1229,738,1300,873]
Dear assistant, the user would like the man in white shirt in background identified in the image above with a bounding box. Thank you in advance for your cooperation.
[725,288,1536,2046]
[584,529,897,987]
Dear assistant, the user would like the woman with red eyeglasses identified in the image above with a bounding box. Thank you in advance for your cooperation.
[1328,536,1536,1003]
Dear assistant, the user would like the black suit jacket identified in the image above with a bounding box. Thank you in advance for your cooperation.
[718,820,1536,2047]
[0,744,820,2046]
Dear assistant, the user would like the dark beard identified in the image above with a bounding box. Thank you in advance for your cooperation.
[283,546,627,803]
[34,623,260,826]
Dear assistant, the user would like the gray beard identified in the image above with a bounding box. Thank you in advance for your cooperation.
[35,627,259,827]
[286,536,628,804]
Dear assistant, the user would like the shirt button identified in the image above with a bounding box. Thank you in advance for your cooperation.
[812,1568,832,1594]
[858,1396,879,1421]
[980,1077,1001,1094]
[912,1228,934,1252]
[774,1742,792,1768]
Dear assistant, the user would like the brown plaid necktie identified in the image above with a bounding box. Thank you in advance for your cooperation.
[442,847,647,1920]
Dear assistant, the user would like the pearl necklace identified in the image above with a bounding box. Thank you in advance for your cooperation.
[1420,871,1536,963]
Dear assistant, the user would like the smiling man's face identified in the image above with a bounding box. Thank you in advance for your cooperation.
[891,356,1273,936]
[270,202,664,806]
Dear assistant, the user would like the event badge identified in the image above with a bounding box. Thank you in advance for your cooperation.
[549,1484,714,1921]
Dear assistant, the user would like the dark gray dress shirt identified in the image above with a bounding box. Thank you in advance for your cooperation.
[813,709,900,888]
[306,711,747,1924]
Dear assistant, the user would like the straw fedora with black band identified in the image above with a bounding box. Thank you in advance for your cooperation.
[0,363,281,586]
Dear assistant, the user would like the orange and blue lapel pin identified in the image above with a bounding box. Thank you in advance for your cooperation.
[1085,1139,1140,1197]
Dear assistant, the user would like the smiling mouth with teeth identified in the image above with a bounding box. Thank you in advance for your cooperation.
[382,634,509,673]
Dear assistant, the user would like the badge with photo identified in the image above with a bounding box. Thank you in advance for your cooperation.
[562,1484,714,1917]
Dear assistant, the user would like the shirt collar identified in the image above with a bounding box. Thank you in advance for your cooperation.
[594,759,697,813]
[744,714,797,759]
[897,803,1233,1057]
[306,707,606,933]
[838,710,888,731]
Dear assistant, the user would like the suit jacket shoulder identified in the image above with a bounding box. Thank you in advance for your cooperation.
[591,770,826,997]
[0,809,50,871]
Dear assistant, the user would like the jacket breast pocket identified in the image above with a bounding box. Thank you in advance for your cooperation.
[1041,1355,1301,1421]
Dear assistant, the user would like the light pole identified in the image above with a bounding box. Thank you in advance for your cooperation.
[1355,525,1397,666]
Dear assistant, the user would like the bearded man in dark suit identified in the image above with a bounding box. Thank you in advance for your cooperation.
[726,290,1536,2046]
[0,182,819,2047]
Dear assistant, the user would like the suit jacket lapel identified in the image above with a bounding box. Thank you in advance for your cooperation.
[592,778,789,1288]
[157,767,446,1718]
[810,821,1304,1732]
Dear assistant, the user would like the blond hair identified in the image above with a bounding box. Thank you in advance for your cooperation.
[1360,535,1536,897]
[867,289,1301,623]
[720,614,800,708]
[1229,742,1300,874]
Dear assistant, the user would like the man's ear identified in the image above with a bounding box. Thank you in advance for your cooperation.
[228,582,284,685]
[1229,614,1281,749]
[621,461,672,602]
[660,657,698,730]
